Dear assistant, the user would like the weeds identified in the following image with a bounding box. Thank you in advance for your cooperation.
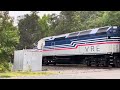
[0,71,57,78]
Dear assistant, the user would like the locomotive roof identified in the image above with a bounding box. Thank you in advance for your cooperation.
[43,26,117,41]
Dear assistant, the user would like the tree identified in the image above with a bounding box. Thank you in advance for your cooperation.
[0,11,19,62]
[48,11,101,35]
[103,11,120,26]
[38,14,52,38]
[86,11,120,28]
[17,11,41,49]
[48,13,61,36]
[48,11,76,35]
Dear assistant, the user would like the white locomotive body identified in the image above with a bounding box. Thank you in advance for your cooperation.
[37,26,120,67]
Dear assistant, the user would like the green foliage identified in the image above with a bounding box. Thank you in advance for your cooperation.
[51,11,120,34]
[0,71,57,78]
[0,61,12,72]
[17,11,40,49]
[38,14,51,37]
[85,11,120,29]
[45,11,105,36]
[0,11,19,66]
[51,11,75,35]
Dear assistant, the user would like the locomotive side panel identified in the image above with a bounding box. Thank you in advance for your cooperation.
[79,45,101,54]
[42,39,120,56]
[43,46,79,56]
[108,43,120,53]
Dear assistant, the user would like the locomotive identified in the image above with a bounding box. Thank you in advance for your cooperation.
[37,26,120,67]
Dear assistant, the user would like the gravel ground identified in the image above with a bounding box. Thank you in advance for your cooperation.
[1,64,120,79]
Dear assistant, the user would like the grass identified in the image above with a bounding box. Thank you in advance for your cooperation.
[0,71,57,78]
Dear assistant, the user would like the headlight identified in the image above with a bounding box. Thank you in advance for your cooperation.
[113,26,117,29]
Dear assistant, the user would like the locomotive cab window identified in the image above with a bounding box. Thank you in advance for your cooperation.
[79,30,92,36]
[96,27,109,35]
[68,32,79,37]
[54,37,65,41]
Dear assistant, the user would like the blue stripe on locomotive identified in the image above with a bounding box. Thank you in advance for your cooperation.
[42,26,120,50]
[45,33,107,47]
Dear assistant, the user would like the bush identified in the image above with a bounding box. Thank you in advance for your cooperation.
[0,61,13,72]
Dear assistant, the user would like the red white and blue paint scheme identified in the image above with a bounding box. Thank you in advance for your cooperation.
[37,26,120,67]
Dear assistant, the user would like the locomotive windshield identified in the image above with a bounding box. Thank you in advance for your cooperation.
[68,32,79,37]
[54,37,66,41]
[79,30,92,36]
[107,26,120,37]
[96,27,109,34]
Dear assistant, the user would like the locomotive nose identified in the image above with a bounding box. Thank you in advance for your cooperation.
[107,26,120,37]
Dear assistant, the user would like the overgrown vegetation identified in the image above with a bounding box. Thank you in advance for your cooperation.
[0,61,12,72]
[0,71,57,78]
[0,11,19,72]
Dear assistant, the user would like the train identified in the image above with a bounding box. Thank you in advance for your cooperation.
[37,26,120,67]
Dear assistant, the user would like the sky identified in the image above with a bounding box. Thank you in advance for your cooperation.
[9,11,61,25]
